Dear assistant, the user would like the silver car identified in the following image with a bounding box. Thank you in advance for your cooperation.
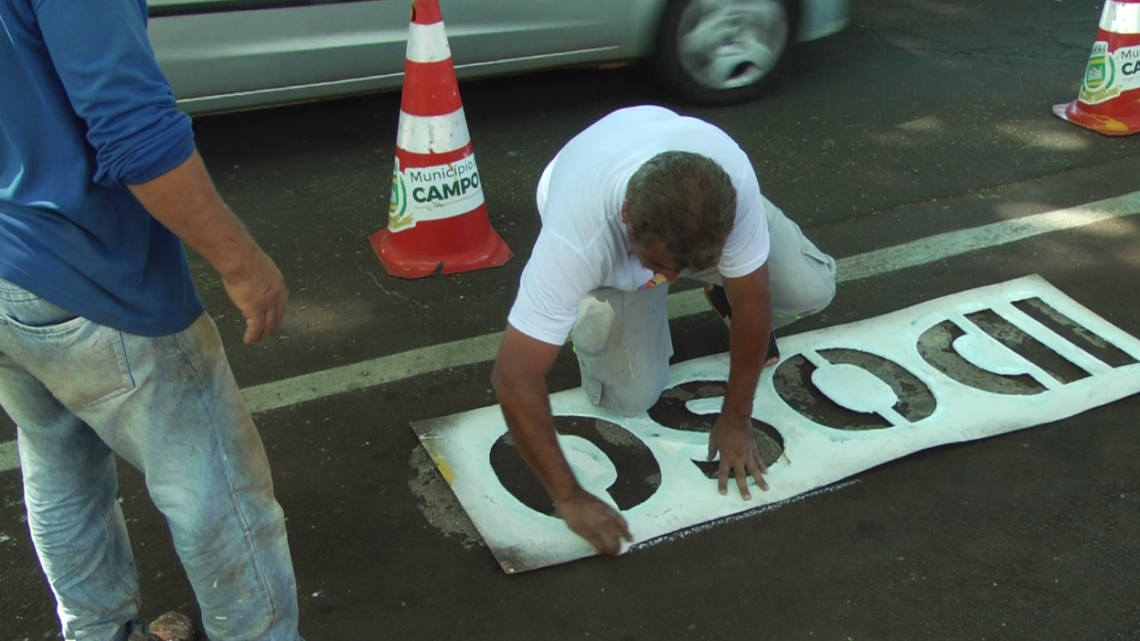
[149,0,851,115]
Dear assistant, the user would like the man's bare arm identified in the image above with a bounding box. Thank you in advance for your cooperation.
[491,324,632,554]
[128,150,286,344]
[721,262,773,421]
[707,263,773,498]
[491,325,579,502]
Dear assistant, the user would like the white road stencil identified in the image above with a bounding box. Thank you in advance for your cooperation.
[411,275,1140,574]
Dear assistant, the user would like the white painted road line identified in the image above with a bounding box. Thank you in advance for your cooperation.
[2,191,1139,474]
[242,332,505,414]
[668,190,1140,319]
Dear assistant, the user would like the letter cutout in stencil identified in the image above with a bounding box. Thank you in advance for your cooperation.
[917,301,1117,395]
[773,349,936,430]
[646,381,785,478]
[1012,297,1139,368]
[411,276,1140,574]
[918,320,1047,395]
[490,416,661,514]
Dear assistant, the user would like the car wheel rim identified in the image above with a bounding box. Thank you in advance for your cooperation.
[676,0,789,91]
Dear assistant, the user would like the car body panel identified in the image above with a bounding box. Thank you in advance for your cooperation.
[147,0,850,115]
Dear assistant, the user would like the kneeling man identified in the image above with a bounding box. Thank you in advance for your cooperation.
[491,106,837,555]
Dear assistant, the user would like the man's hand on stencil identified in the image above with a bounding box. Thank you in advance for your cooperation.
[555,487,633,555]
[708,412,770,500]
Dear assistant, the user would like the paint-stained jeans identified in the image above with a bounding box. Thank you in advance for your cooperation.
[0,277,301,641]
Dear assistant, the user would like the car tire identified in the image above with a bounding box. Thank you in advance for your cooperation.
[652,0,801,106]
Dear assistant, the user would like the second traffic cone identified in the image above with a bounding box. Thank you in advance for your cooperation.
[370,0,512,278]
[1053,0,1140,136]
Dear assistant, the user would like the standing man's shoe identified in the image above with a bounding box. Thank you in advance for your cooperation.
[148,612,195,641]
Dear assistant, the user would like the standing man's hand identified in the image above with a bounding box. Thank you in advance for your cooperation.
[222,247,288,344]
[555,488,633,555]
[128,151,290,345]
[708,413,769,500]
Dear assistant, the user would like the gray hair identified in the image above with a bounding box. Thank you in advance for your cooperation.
[623,151,737,272]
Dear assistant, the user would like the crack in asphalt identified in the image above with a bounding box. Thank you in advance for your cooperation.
[354,261,432,315]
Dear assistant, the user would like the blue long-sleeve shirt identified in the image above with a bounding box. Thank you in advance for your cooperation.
[1,0,203,336]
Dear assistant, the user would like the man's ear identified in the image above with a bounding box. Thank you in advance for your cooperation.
[621,203,630,225]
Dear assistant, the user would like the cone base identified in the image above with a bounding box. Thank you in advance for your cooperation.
[1052,100,1140,137]
[370,226,513,279]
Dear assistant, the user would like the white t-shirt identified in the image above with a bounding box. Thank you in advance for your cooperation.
[507,106,770,346]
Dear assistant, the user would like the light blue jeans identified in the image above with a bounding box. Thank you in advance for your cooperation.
[0,277,301,641]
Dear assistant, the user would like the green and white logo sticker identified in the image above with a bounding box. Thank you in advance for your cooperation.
[1079,42,1140,104]
[387,155,485,232]
[1083,42,1113,93]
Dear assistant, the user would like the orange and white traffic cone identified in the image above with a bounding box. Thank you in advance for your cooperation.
[1053,0,1140,136]
[370,0,512,278]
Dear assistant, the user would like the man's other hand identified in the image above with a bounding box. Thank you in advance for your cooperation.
[708,414,769,499]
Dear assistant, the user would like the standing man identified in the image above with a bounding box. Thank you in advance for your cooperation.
[1,0,302,639]
[491,106,837,556]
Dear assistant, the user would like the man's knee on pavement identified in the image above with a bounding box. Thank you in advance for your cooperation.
[807,275,837,314]
[773,277,836,328]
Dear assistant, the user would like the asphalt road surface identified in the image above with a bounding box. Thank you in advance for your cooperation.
[3,0,1140,639]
